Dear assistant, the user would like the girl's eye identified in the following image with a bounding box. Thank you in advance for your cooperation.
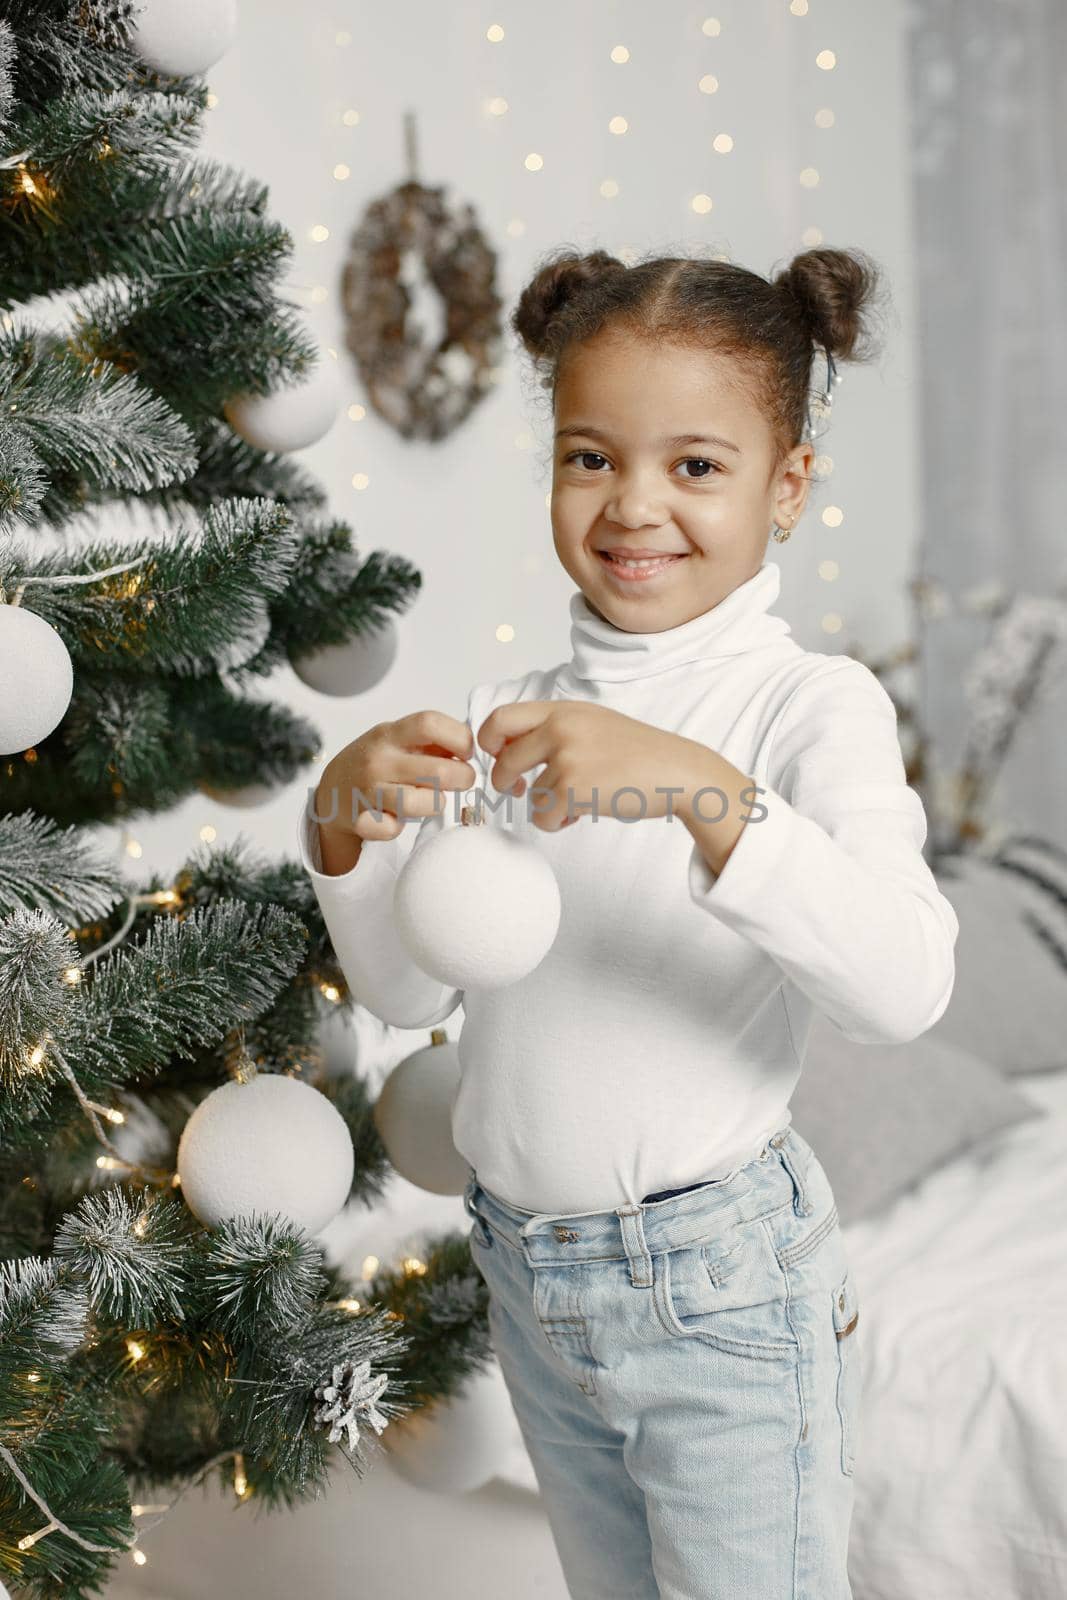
[562,451,721,479]
[675,458,720,479]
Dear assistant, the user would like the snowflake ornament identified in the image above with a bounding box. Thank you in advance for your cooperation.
[312,1357,390,1452]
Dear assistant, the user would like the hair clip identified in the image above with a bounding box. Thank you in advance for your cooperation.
[805,345,837,442]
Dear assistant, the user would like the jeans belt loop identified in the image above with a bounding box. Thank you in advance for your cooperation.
[462,1174,494,1247]
[770,1132,815,1216]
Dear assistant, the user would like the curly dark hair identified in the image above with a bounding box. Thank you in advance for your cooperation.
[511,244,889,475]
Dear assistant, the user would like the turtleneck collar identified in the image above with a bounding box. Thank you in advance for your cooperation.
[561,559,792,685]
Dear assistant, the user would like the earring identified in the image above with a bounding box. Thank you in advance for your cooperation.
[771,516,795,544]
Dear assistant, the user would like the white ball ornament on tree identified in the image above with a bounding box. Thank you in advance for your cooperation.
[372,1029,471,1195]
[0,603,74,755]
[176,1070,354,1235]
[198,777,276,808]
[223,347,342,454]
[394,804,561,990]
[130,0,239,78]
[291,613,398,698]
[383,1365,518,1493]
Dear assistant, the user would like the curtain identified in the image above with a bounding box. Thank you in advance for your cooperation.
[905,0,1067,858]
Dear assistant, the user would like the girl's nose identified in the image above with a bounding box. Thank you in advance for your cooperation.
[605,490,670,528]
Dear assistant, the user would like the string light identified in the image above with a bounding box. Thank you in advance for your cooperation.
[131,1548,147,1566]
[232,1453,250,1499]
[318,982,341,1002]
[83,1099,125,1125]
[18,1519,59,1551]
[126,1339,146,1363]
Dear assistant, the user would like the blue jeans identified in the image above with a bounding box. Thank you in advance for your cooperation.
[462,1125,860,1600]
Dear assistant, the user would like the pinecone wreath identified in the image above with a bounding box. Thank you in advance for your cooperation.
[341,111,504,441]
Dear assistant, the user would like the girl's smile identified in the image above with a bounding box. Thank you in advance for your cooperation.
[597,550,690,583]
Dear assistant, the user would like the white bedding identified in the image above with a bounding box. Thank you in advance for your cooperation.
[491,1070,1067,1600]
[844,1067,1067,1600]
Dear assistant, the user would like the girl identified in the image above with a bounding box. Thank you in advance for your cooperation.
[300,246,959,1600]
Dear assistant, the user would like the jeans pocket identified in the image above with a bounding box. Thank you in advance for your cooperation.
[832,1267,861,1475]
[658,1236,798,1359]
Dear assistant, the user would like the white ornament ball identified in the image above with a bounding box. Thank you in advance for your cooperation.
[130,0,238,77]
[224,349,342,453]
[372,1033,471,1195]
[177,1073,354,1235]
[291,615,398,697]
[198,779,276,807]
[394,820,561,990]
[384,1366,517,1493]
[0,604,74,755]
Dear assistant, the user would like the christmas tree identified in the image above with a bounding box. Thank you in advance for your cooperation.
[0,7,490,1596]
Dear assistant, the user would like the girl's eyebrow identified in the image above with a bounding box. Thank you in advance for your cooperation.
[555,424,741,455]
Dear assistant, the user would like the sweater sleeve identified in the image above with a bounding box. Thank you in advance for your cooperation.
[296,687,493,1029]
[687,658,959,1046]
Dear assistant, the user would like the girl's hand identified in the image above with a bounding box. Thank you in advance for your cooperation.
[477,701,698,832]
[317,710,478,847]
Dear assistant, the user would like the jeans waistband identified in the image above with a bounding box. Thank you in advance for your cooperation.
[462,1125,814,1281]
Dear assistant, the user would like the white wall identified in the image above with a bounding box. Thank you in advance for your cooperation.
[112,3,918,1596]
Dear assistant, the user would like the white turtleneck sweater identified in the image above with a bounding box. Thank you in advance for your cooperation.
[296,560,959,1213]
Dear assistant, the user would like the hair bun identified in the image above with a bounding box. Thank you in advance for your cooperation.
[511,248,626,361]
[773,247,884,363]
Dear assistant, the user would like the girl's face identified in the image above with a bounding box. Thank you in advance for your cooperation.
[550,327,814,631]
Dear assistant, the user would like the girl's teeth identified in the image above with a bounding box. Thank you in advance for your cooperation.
[608,554,678,567]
